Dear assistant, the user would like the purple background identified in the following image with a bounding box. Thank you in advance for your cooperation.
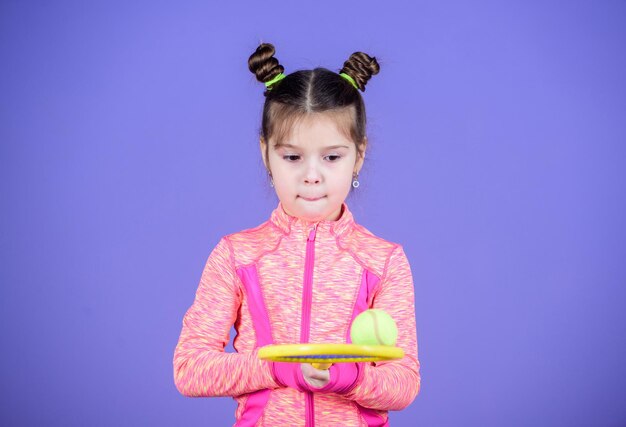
[1,1,625,426]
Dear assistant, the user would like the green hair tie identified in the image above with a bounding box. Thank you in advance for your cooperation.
[340,72,359,90]
[265,71,359,90]
[265,73,287,89]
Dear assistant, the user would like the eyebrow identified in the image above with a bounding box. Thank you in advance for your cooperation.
[274,143,350,150]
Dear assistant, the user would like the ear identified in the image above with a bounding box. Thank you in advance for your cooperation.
[354,136,367,174]
[260,136,270,171]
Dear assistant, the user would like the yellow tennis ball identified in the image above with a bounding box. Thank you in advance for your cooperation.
[350,309,398,346]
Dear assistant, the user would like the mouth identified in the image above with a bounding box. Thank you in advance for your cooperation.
[299,195,326,201]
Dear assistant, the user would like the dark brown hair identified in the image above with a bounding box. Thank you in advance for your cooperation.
[248,43,380,169]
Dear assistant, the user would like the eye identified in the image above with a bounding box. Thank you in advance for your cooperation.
[283,155,301,162]
[325,154,342,162]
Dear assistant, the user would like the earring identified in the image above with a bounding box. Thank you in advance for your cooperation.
[352,173,360,188]
[269,172,274,187]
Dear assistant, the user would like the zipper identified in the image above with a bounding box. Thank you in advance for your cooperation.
[301,223,317,343]
[301,223,318,427]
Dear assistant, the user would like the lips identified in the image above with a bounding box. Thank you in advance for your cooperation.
[300,196,325,201]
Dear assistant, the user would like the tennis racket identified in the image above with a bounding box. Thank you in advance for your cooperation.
[258,343,404,370]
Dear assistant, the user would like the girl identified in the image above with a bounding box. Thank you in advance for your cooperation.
[174,43,420,426]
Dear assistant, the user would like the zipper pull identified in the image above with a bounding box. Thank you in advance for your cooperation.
[307,223,318,242]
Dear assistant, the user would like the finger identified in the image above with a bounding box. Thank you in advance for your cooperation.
[301,364,329,381]
[310,370,330,381]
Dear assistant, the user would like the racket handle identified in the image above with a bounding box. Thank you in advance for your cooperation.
[311,362,332,370]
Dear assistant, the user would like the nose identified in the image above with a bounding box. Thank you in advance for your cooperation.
[304,159,322,184]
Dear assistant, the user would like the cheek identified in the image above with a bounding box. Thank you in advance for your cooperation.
[331,173,354,193]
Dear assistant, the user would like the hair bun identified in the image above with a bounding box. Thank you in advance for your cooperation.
[339,52,380,92]
[248,43,285,87]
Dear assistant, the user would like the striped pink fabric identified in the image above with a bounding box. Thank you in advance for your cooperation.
[173,202,421,426]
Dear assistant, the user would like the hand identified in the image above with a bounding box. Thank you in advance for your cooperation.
[300,363,330,388]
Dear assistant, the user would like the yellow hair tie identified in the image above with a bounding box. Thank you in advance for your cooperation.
[339,72,359,90]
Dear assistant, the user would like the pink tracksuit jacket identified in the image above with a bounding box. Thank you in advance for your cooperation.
[173,201,420,426]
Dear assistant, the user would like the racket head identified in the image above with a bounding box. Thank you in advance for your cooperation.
[258,343,404,364]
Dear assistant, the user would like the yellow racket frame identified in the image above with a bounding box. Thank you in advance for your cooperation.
[258,343,404,370]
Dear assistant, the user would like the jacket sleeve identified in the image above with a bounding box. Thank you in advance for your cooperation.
[173,237,278,397]
[342,245,421,410]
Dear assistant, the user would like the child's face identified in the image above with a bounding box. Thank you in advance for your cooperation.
[262,113,365,222]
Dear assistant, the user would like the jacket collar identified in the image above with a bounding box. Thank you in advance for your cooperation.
[270,201,355,240]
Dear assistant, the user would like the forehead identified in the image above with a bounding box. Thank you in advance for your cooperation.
[270,109,355,150]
